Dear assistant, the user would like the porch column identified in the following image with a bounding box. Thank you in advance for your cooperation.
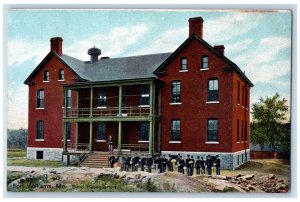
[118,121,122,153]
[149,83,154,116]
[89,122,93,151]
[118,85,122,116]
[90,87,93,117]
[148,120,153,155]
[157,120,161,153]
[63,87,67,117]
[63,122,67,152]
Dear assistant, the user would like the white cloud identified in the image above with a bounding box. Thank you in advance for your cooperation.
[225,39,253,55]
[204,12,262,44]
[7,84,28,129]
[8,40,49,66]
[130,27,187,56]
[65,24,148,60]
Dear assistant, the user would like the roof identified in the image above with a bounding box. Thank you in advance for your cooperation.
[24,52,171,84]
[154,34,254,87]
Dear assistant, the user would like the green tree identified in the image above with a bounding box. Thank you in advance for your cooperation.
[251,93,288,157]
[250,122,267,159]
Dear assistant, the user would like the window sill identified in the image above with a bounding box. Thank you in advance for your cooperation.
[97,106,107,109]
[206,101,220,104]
[200,68,209,71]
[43,81,49,83]
[58,80,65,82]
[237,142,240,143]
[138,105,150,108]
[36,108,45,110]
[61,139,71,142]
[205,141,219,144]
[169,141,181,144]
[169,102,182,105]
[242,106,245,108]
[96,140,106,142]
[35,139,45,141]
[179,70,188,72]
[138,141,149,143]
[237,103,240,106]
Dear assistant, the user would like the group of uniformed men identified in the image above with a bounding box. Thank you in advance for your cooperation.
[108,153,221,176]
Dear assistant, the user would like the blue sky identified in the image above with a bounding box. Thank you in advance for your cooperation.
[6,9,291,129]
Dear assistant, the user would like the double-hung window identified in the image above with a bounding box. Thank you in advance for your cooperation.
[59,69,64,80]
[171,119,180,141]
[201,56,209,69]
[181,58,187,71]
[37,89,44,108]
[96,122,106,140]
[44,70,49,81]
[139,122,149,141]
[208,79,219,101]
[207,119,218,142]
[171,81,181,103]
[140,85,150,106]
[97,90,107,107]
[36,121,44,139]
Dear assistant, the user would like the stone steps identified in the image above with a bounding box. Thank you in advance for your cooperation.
[80,152,111,168]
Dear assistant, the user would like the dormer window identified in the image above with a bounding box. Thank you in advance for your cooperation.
[44,70,49,81]
[181,58,187,71]
[201,56,209,69]
[59,69,64,81]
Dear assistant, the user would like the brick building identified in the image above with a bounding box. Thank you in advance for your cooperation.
[24,17,253,170]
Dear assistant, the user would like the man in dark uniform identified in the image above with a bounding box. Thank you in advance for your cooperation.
[200,156,206,175]
[179,156,185,174]
[161,155,167,173]
[140,154,146,171]
[206,155,212,176]
[154,155,162,173]
[108,135,113,154]
[167,155,174,172]
[190,156,195,176]
[108,155,115,168]
[146,154,153,173]
[195,156,201,175]
[185,155,191,176]
[215,155,221,175]
[133,153,140,171]
[125,154,131,171]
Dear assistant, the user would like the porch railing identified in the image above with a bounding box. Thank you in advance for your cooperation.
[116,143,149,153]
[67,143,90,152]
[65,106,150,118]
[78,144,91,167]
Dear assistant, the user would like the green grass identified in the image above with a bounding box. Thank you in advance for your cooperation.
[7,151,26,158]
[7,159,63,167]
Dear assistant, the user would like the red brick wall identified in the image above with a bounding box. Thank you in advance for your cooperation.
[158,38,249,153]
[27,55,77,148]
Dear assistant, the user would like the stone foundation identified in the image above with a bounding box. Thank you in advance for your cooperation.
[27,147,63,161]
[161,149,250,170]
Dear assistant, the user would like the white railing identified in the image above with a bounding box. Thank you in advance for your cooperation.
[65,106,150,118]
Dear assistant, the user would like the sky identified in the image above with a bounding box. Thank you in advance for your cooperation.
[6,9,292,129]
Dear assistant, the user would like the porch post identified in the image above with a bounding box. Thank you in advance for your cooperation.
[118,121,122,153]
[63,122,67,152]
[149,120,153,155]
[90,87,93,117]
[157,120,161,153]
[89,122,93,151]
[157,86,162,153]
[63,87,67,117]
[118,85,122,116]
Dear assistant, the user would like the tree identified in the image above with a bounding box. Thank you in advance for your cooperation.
[250,122,267,159]
[251,93,288,157]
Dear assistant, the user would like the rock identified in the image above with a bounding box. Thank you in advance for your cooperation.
[50,170,57,174]
[31,170,35,173]
[268,174,275,179]
[18,177,26,183]
[275,183,287,190]
[235,174,243,179]
[240,174,254,180]
[211,175,228,180]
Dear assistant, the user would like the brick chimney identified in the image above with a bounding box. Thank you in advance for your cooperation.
[213,45,225,55]
[50,37,63,56]
[189,17,204,38]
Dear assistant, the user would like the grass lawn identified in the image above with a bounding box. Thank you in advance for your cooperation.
[7,151,26,158]
[7,159,63,167]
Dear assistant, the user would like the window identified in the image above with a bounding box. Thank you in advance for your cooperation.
[245,87,248,108]
[181,58,187,70]
[44,70,49,81]
[237,119,240,142]
[59,69,64,80]
[171,119,180,141]
[140,85,150,106]
[245,121,247,141]
[237,155,240,165]
[241,120,244,142]
[207,119,218,142]
[37,89,44,108]
[67,90,72,108]
[208,79,219,101]
[139,122,149,141]
[66,122,71,140]
[237,81,240,104]
[97,90,107,107]
[242,85,245,106]
[36,121,44,139]
[36,151,43,159]
[171,81,181,103]
[201,56,209,69]
[96,122,106,140]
